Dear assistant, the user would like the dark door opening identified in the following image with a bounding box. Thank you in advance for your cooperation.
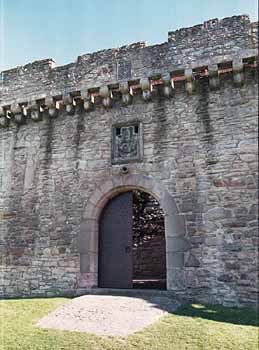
[132,190,166,290]
[98,190,166,290]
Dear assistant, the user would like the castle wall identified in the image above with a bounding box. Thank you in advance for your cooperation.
[0,15,258,307]
[0,15,257,106]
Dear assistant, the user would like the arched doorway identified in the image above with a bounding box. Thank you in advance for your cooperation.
[79,174,187,292]
[98,190,166,289]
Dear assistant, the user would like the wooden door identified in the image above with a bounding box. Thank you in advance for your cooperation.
[99,192,133,288]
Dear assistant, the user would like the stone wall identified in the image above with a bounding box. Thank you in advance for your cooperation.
[0,15,257,107]
[0,15,258,307]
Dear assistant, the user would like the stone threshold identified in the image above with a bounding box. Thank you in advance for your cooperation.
[81,287,180,298]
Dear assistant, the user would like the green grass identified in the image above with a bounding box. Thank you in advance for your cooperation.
[0,298,258,350]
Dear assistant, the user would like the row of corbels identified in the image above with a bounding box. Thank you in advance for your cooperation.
[0,56,256,128]
[0,77,171,127]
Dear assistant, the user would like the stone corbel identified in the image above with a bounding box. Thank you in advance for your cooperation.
[185,69,194,95]
[81,90,94,112]
[63,94,76,115]
[0,106,9,128]
[140,78,152,101]
[0,106,4,118]
[45,96,60,118]
[99,86,113,108]
[119,82,133,105]
[162,73,174,98]
[11,103,27,125]
[208,64,220,90]
[28,100,43,122]
[233,58,244,86]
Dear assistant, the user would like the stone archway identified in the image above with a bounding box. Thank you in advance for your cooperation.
[79,174,188,291]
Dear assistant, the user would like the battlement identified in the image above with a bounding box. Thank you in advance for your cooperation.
[168,14,251,43]
[0,14,258,127]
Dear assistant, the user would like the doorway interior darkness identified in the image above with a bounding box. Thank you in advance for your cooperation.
[132,190,166,289]
[98,190,166,290]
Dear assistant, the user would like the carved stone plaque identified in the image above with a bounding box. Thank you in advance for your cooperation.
[112,123,143,164]
[117,60,132,80]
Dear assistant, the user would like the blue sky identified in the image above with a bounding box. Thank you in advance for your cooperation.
[0,0,257,71]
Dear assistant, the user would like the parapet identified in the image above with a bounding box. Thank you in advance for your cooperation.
[0,14,258,127]
[168,15,252,45]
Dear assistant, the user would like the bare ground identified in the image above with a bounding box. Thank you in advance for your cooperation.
[36,294,180,337]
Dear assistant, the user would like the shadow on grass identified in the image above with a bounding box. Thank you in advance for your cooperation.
[2,292,258,328]
[80,289,258,328]
[173,303,259,327]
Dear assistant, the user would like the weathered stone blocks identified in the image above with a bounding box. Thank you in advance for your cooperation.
[0,14,257,308]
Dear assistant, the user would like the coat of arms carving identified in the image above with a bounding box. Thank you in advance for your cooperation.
[112,123,143,164]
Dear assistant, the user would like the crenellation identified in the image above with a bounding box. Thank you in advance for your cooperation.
[168,15,251,43]
[0,15,257,111]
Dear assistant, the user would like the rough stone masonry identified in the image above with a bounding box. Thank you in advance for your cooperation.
[0,14,258,307]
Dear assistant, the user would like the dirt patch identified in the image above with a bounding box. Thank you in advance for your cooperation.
[36,294,180,337]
